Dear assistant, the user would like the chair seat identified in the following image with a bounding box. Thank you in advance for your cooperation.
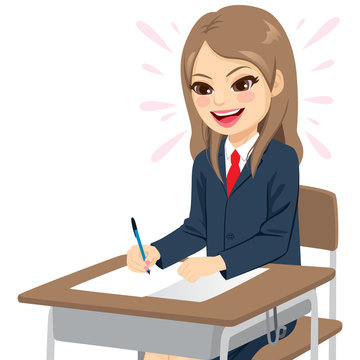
[252,316,342,360]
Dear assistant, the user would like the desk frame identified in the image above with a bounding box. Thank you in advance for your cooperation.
[46,290,318,360]
[18,256,333,360]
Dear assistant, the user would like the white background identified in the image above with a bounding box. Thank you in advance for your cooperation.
[0,0,358,359]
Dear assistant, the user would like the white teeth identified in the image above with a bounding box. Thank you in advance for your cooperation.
[213,108,240,116]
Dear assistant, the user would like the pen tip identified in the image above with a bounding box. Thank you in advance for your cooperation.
[131,217,137,231]
[147,270,151,275]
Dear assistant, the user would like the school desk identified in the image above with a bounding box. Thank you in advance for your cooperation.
[18,255,336,360]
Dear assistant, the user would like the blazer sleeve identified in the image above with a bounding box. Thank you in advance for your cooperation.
[219,147,300,280]
[150,153,207,269]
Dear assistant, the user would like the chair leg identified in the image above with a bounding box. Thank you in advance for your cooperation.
[309,290,319,360]
[47,307,55,360]
[329,337,336,360]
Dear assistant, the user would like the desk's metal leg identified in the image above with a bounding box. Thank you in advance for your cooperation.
[47,307,55,360]
[220,321,251,360]
[138,351,145,360]
[219,327,230,360]
[309,290,319,360]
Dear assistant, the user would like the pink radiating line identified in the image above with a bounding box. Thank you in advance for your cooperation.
[308,117,320,125]
[171,22,180,34]
[142,64,164,75]
[304,17,340,49]
[304,96,333,104]
[136,21,172,53]
[296,18,305,30]
[312,60,334,71]
[161,112,176,121]
[151,130,187,162]
[140,101,176,111]
[305,131,331,159]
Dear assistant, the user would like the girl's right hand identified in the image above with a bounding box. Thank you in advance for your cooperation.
[126,245,161,273]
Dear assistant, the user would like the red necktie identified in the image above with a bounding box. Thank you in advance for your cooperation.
[227,150,241,197]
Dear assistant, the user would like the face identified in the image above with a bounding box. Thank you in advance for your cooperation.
[190,41,283,137]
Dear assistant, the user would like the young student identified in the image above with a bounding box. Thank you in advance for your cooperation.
[127,5,302,360]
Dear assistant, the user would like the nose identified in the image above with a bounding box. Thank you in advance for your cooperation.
[213,90,225,106]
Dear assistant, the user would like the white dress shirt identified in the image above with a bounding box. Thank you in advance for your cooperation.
[225,132,260,175]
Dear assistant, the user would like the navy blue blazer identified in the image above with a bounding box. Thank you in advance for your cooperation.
[151,138,301,280]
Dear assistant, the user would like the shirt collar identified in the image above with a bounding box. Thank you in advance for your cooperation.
[225,132,259,160]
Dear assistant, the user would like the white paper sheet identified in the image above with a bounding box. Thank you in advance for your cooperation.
[149,267,268,302]
[72,263,268,302]
[72,263,182,297]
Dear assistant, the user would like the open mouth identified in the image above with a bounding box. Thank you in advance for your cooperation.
[210,108,245,128]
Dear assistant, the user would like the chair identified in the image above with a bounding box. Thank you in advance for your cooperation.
[138,186,342,360]
[252,185,342,359]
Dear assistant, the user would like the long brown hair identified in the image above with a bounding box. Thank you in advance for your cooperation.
[180,5,303,181]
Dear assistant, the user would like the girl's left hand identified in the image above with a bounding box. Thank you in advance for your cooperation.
[177,256,226,282]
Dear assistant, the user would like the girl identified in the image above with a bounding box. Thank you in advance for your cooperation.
[127,5,302,360]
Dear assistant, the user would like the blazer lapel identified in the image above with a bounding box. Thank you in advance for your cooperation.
[218,138,227,197]
[229,155,257,196]
[230,146,269,197]
[217,137,267,198]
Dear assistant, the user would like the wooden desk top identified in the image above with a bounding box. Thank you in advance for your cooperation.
[18,255,334,326]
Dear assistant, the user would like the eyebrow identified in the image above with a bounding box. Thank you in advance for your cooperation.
[226,66,251,77]
[192,73,212,79]
[192,66,251,80]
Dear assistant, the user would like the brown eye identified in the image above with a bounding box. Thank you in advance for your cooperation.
[190,82,214,95]
[231,75,259,92]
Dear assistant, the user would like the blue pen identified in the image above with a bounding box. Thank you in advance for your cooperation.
[131,217,150,275]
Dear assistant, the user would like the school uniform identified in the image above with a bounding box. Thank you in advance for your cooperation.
[151,133,300,359]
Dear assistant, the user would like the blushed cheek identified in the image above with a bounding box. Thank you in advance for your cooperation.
[237,91,255,103]
[196,96,211,108]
